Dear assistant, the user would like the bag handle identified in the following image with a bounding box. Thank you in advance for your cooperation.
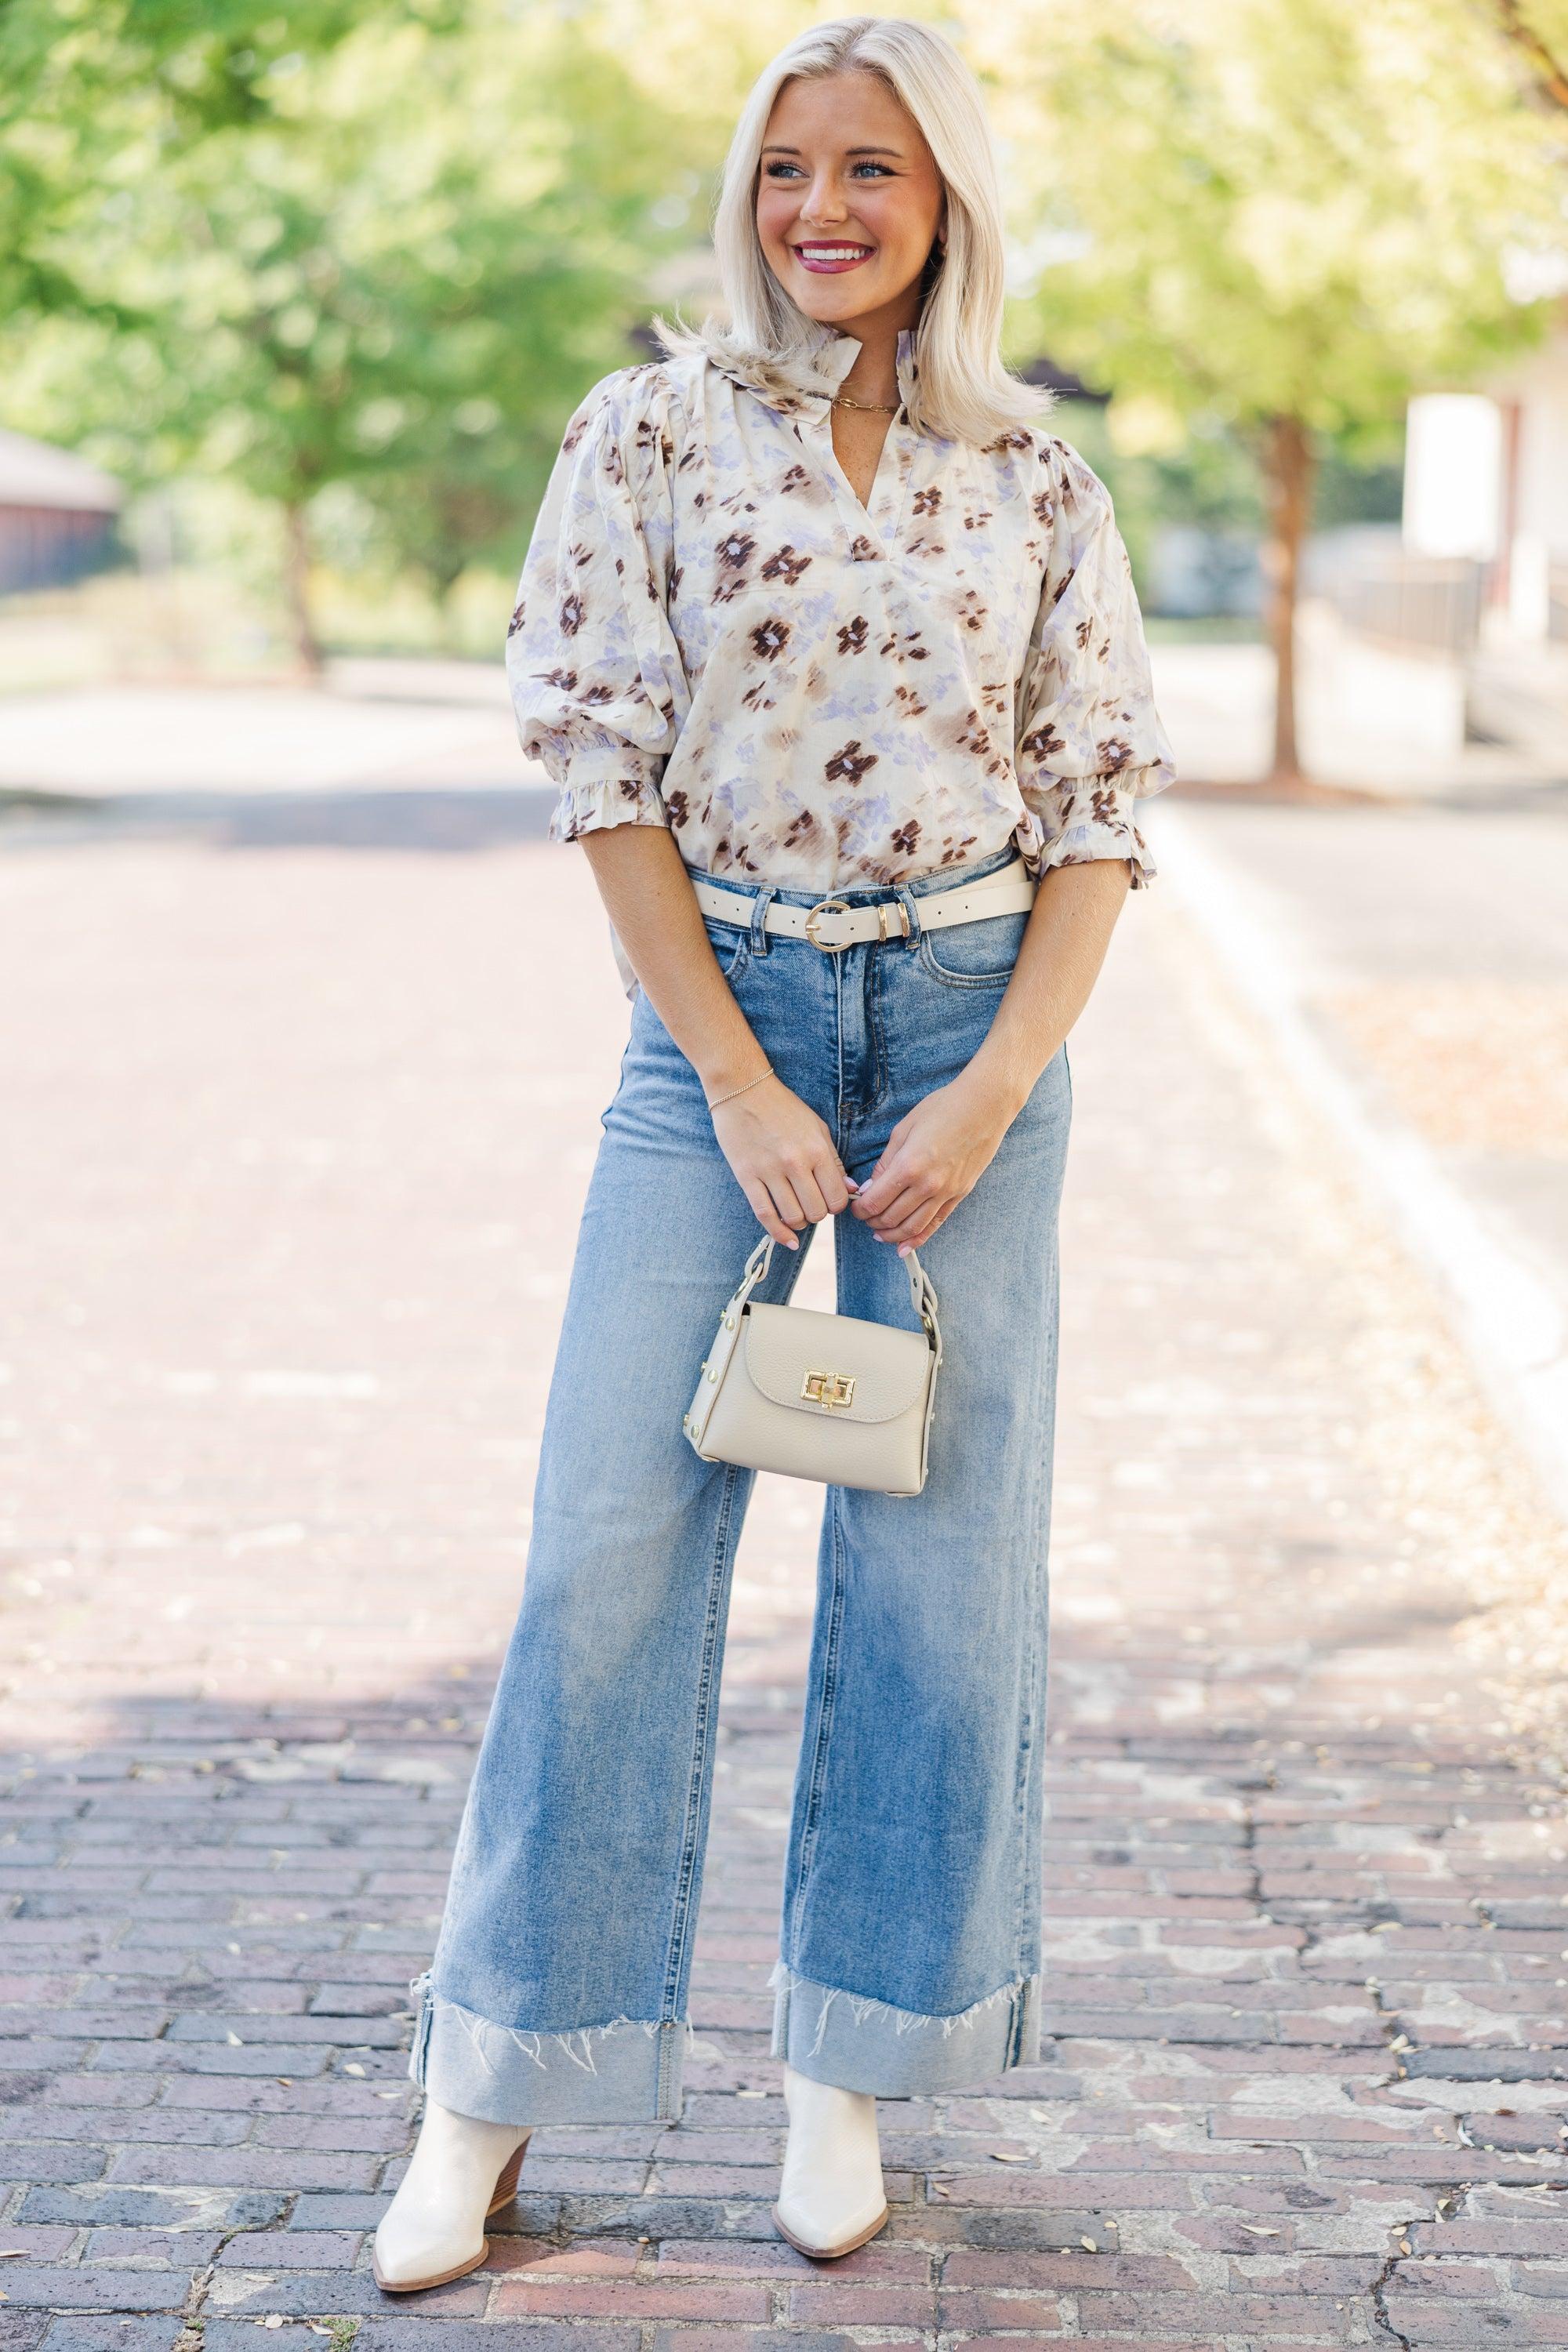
[728,1231,943,1364]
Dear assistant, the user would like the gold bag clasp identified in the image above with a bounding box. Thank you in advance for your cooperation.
[801,1368,855,1410]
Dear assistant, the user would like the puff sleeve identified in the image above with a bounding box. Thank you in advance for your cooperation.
[505,366,690,842]
[1014,442,1176,889]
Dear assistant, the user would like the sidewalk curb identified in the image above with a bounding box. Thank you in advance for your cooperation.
[1150,803,1568,1527]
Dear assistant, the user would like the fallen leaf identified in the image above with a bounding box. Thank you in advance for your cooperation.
[989,2150,1028,2164]
[1079,2237,1097,2252]
[343,2063,365,2078]
[1238,2224,1280,2238]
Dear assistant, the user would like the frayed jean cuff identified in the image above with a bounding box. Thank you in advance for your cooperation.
[769,1960,1041,2096]
[408,1969,686,2123]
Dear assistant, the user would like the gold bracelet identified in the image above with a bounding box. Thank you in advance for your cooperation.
[706,1065,773,1112]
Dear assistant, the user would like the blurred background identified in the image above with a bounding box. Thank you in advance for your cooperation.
[1,0,1566,772]
[4,10,1568,2328]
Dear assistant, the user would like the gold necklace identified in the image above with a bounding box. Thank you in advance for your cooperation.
[831,390,902,413]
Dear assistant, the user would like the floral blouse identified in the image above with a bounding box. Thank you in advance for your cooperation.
[506,326,1175,891]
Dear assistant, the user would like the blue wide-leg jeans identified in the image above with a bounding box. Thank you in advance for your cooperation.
[409,847,1073,2122]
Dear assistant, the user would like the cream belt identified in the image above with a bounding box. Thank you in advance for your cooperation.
[689,858,1037,954]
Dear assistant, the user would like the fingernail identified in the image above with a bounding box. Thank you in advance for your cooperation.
[897,1243,912,1258]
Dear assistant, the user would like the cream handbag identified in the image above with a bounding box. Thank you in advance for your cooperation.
[683,1235,943,1497]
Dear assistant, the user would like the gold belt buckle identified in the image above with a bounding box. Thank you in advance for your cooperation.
[804,896,851,952]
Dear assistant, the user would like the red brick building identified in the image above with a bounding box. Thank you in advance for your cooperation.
[0,425,122,594]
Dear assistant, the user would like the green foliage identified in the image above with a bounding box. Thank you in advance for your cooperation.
[0,0,401,316]
[976,0,1566,435]
[0,0,698,608]
[7,0,1565,651]
[1050,405,1261,589]
[1051,398,1399,609]
[967,0,1567,760]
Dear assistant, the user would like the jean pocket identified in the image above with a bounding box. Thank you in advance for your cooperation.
[916,910,1028,989]
[704,917,752,980]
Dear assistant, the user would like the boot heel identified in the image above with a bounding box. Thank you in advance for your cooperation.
[487,2132,531,2216]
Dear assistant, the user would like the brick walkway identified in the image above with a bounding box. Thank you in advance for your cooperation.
[2,833,1566,2352]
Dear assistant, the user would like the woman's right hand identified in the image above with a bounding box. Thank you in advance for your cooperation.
[710,1075,855,1249]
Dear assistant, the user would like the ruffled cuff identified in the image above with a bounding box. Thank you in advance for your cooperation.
[1016,764,1171,891]
[540,742,670,845]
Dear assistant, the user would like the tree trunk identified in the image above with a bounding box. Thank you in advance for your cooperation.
[282,501,323,677]
[1492,0,1568,111]
[1261,413,1314,789]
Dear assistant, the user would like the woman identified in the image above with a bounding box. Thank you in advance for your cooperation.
[374,13,1174,2288]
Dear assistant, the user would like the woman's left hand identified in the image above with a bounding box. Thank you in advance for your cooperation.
[849,1064,1022,1251]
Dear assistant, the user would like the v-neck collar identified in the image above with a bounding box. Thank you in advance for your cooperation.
[797,328,919,547]
[704,325,920,549]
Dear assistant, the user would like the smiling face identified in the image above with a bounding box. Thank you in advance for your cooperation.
[756,70,946,338]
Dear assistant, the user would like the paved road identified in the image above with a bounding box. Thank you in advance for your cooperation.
[1152,793,1568,1333]
[2,826,1566,2350]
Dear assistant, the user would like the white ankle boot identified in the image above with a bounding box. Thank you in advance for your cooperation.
[772,2063,889,2259]
[373,2100,531,2292]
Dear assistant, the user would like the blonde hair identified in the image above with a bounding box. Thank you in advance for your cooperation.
[652,16,1051,447]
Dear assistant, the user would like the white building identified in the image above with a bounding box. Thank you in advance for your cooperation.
[1403,312,1568,643]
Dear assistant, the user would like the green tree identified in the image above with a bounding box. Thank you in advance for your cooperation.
[0,0,409,321]
[971,0,1567,783]
[1,1,695,665]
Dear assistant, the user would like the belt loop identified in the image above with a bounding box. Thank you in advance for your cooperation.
[748,885,778,957]
[892,883,921,945]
